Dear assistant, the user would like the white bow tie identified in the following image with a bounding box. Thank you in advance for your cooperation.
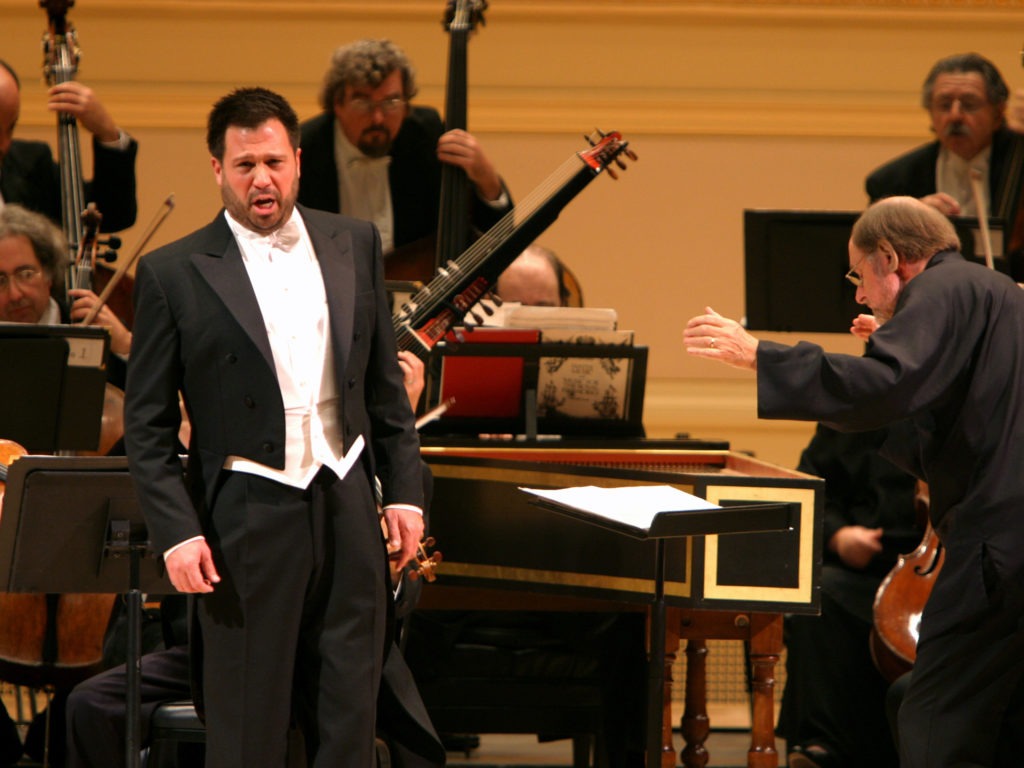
[240,217,302,253]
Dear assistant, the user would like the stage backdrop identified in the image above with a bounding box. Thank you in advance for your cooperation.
[7,0,1022,467]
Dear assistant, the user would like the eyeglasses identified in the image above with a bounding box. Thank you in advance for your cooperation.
[0,266,43,292]
[345,96,407,115]
[845,256,869,287]
[930,96,987,115]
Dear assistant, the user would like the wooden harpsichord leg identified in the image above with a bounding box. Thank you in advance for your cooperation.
[747,613,783,768]
[661,607,682,767]
[679,637,710,768]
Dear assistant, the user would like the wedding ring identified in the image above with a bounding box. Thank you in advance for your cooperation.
[709,337,716,348]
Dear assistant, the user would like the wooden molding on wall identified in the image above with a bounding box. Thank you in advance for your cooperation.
[8,0,1023,139]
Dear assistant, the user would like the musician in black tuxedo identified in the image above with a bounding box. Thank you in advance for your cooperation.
[124,87,425,768]
[0,59,137,233]
[297,38,511,255]
[864,52,1024,279]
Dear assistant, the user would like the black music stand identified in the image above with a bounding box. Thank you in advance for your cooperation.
[528,494,796,767]
[0,324,110,453]
[0,455,174,768]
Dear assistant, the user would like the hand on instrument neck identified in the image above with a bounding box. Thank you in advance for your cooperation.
[68,288,132,355]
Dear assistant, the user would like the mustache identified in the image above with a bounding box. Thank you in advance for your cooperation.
[248,190,280,205]
[943,122,971,138]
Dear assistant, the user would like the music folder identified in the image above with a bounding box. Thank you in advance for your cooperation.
[521,485,795,540]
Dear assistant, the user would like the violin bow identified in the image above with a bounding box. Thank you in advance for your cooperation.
[82,194,175,326]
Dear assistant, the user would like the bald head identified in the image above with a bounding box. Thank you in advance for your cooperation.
[0,60,20,167]
[495,245,565,307]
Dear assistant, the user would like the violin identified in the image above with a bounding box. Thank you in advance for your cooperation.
[382,517,443,586]
[869,481,945,683]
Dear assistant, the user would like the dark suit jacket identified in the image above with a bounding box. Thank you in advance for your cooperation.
[124,204,424,554]
[865,127,1024,279]
[1,136,139,233]
[756,250,1024,637]
[298,108,511,250]
[865,126,1022,205]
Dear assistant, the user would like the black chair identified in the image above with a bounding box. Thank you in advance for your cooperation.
[145,701,392,768]
[146,701,206,768]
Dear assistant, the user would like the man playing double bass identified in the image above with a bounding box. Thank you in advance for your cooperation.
[298,39,512,262]
[0,59,137,234]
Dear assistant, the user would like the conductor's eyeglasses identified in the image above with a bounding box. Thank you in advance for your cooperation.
[0,267,43,292]
[845,256,869,287]
[346,96,407,115]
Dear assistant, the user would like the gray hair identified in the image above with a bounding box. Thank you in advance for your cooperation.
[0,204,68,283]
[852,197,960,264]
[318,39,418,112]
[921,52,1008,109]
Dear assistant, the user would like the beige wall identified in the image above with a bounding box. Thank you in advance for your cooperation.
[7,0,1023,467]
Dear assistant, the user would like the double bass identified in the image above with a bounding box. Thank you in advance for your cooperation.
[384,0,488,284]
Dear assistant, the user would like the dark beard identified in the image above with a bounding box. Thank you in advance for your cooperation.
[357,127,393,158]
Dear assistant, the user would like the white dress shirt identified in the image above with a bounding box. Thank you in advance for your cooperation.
[222,209,365,489]
[936,144,992,217]
[333,123,395,253]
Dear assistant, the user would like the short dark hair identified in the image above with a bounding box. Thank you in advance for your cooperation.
[921,52,1008,109]
[0,59,20,90]
[206,87,300,161]
[318,39,418,112]
[0,204,68,285]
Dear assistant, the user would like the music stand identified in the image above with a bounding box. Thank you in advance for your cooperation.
[423,341,648,439]
[0,324,110,452]
[0,455,174,768]
[528,495,796,767]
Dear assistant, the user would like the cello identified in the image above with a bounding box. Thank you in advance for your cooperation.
[869,481,945,682]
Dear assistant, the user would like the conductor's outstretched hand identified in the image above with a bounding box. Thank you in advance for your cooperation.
[683,307,759,371]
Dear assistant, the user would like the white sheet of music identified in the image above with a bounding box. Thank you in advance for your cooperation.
[519,484,720,532]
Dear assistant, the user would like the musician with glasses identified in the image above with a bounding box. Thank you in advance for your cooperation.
[298,38,512,256]
[865,52,1024,278]
[684,196,1024,768]
[0,203,133,767]
[0,59,137,234]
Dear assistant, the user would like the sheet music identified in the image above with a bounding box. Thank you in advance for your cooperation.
[520,484,720,531]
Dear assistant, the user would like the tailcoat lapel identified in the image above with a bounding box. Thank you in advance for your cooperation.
[189,213,276,373]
